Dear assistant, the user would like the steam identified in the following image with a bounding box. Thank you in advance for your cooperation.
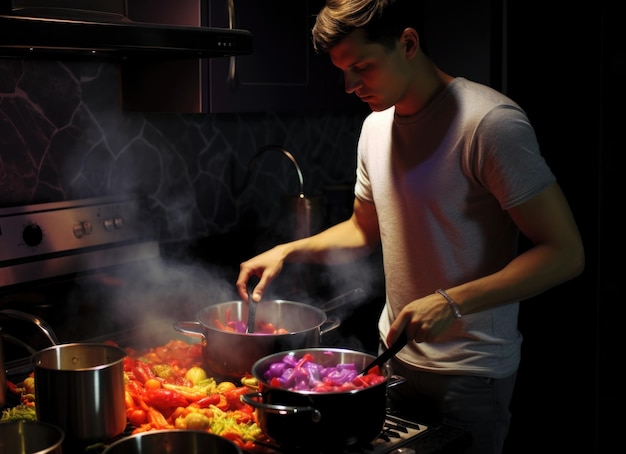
[72,254,239,347]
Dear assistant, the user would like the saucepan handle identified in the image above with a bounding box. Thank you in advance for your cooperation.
[172,321,205,339]
[319,316,341,336]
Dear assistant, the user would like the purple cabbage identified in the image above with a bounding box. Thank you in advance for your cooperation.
[262,353,360,391]
[226,320,247,333]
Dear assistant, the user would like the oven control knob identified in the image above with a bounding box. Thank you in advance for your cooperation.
[23,223,43,246]
[73,221,93,238]
[103,218,114,231]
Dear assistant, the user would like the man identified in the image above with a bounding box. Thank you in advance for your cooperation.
[236,1,584,453]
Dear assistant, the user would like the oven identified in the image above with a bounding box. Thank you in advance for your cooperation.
[0,197,470,453]
[0,196,240,365]
[0,197,161,361]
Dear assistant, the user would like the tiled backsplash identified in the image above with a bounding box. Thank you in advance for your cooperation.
[0,59,366,244]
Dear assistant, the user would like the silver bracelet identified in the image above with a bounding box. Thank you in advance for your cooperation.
[435,289,462,319]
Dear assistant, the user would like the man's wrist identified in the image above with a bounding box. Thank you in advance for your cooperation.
[435,289,462,319]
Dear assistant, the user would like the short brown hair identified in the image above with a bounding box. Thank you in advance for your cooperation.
[311,0,421,53]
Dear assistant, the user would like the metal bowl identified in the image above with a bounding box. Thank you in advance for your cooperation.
[0,420,65,454]
[101,430,243,454]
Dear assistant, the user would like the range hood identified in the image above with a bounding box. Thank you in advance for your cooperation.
[0,0,253,59]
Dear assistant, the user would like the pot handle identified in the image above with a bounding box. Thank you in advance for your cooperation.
[319,316,341,337]
[172,321,206,340]
[241,392,322,423]
[387,375,407,389]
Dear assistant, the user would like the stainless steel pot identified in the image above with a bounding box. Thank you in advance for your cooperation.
[0,420,65,454]
[174,300,341,381]
[32,342,127,442]
[102,430,243,454]
[241,347,403,450]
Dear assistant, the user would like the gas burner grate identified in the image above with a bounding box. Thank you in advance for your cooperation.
[356,415,427,454]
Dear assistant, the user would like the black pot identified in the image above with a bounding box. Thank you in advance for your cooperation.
[241,348,402,450]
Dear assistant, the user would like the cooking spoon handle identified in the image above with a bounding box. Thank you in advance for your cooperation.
[246,276,259,333]
[360,332,408,376]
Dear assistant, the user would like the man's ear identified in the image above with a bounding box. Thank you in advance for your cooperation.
[401,27,420,58]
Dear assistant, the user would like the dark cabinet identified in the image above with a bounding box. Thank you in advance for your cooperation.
[206,0,365,113]
[122,0,366,113]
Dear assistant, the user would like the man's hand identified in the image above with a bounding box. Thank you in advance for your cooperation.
[236,245,289,303]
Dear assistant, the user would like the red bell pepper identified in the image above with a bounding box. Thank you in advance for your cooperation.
[143,387,188,410]
[133,360,156,384]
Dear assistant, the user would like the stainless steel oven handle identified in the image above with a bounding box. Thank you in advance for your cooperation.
[0,309,60,346]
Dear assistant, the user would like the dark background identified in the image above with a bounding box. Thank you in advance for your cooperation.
[503,1,615,452]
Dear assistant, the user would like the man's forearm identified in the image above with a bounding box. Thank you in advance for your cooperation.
[282,217,376,264]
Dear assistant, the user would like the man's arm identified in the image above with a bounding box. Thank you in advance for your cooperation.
[389,181,585,343]
[237,197,380,301]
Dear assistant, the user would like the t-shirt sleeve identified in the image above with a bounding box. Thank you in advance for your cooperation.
[472,105,556,210]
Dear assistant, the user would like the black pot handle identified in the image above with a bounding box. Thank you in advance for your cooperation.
[241,392,322,422]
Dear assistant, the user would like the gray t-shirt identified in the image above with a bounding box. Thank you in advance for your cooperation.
[355,78,555,378]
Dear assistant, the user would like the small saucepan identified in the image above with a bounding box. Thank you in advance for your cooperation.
[173,288,367,381]
[174,300,340,381]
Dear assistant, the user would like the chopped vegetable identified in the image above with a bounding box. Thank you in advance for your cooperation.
[185,366,207,385]
[214,310,289,334]
[262,351,386,392]
[120,339,266,450]
[1,404,37,422]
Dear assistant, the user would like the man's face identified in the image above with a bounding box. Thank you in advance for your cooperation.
[329,29,412,112]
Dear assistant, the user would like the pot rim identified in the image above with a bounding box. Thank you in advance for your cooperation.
[250,347,392,393]
[102,429,243,454]
[196,299,330,336]
[31,342,127,371]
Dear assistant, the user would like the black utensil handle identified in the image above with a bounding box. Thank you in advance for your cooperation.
[246,276,260,333]
[360,332,408,375]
